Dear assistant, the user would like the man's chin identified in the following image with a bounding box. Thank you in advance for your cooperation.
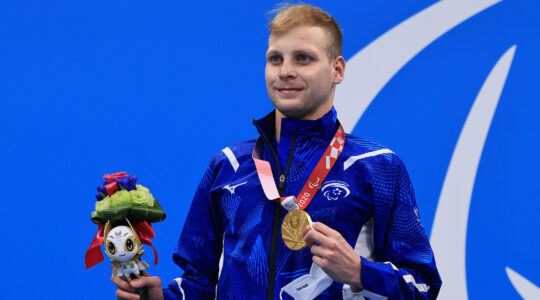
[271,98,317,119]
[276,107,310,119]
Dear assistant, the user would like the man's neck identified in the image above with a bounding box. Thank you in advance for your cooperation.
[275,110,284,143]
[274,107,332,143]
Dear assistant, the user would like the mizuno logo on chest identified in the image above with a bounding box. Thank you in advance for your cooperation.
[222,181,248,194]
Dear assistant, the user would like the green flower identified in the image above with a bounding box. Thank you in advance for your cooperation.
[95,196,111,212]
[110,190,131,206]
[136,185,150,193]
[130,186,154,207]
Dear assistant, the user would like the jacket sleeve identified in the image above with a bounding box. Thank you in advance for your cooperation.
[164,159,225,300]
[359,156,442,299]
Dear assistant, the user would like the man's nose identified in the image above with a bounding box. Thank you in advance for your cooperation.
[279,59,296,80]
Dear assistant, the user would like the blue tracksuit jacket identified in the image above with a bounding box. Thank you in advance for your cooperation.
[164,108,441,299]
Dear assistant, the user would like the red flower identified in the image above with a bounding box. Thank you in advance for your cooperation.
[103,172,127,183]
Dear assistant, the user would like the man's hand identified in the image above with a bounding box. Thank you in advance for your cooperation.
[302,222,363,292]
[111,270,164,300]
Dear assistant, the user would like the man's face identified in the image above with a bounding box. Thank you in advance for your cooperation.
[265,26,344,120]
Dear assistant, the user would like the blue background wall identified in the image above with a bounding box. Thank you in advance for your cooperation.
[1,0,538,299]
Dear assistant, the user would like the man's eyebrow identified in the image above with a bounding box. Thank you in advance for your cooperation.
[267,48,318,56]
[291,48,319,58]
[266,49,281,56]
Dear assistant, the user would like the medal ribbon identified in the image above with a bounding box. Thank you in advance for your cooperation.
[253,122,345,210]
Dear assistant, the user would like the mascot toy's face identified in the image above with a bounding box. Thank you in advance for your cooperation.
[105,225,139,262]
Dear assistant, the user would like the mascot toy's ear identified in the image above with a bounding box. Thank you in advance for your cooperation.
[125,218,142,246]
[104,221,112,240]
[103,220,112,255]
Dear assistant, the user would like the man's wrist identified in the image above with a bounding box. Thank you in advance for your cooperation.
[349,255,364,293]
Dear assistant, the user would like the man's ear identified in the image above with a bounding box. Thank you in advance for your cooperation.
[332,56,346,84]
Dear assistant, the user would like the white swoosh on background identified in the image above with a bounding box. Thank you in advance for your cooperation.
[335,0,502,132]
[506,267,540,299]
[430,45,516,299]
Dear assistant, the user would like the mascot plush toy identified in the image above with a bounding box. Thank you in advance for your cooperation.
[104,218,149,280]
[85,172,166,298]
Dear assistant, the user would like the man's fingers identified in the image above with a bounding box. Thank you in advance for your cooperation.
[311,222,341,238]
[310,244,331,258]
[303,226,332,247]
[116,288,140,300]
[312,254,328,268]
[302,222,340,239]
[301,224,312,237]
[111,276,136,293]
[129,275,162,289]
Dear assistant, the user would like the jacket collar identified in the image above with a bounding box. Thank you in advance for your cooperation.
[253,107,339,177]
[254,107,338,146]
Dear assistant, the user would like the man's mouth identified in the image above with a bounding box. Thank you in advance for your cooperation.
[276,87,303,95]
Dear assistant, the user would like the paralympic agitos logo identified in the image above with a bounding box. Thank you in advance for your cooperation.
[335,0,539,299]
[321,181,350,201]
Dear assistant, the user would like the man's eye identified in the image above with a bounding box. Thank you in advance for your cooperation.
[297,54,310,63]
[269,55,282,64]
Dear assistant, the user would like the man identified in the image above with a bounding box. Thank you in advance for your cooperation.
[113,4,441,299]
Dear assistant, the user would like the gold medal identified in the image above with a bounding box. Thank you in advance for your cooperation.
[282,209,312,250]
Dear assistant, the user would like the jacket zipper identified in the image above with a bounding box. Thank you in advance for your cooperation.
[252,120,296,299]
[267,133,296,300]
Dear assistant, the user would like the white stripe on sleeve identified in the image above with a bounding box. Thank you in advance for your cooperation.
[222,147,239,172]
[174,277,186,300]
[343,149,394,170]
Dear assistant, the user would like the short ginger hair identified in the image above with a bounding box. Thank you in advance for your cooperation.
[268,3,343,59]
